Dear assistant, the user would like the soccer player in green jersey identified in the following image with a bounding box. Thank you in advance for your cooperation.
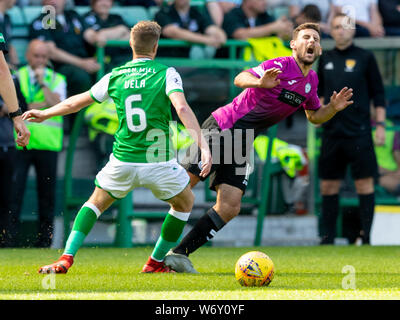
[23,21,212,274]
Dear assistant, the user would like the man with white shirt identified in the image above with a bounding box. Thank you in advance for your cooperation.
[9,39,67,247]
[222,0,293,40]
[332,0,385,37]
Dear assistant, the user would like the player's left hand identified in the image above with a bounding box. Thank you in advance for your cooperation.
[329,87,353,112]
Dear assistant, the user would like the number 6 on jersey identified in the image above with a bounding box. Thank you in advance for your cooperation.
[125,94,147,132]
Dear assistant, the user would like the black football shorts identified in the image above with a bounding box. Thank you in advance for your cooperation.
[181,115,254,193]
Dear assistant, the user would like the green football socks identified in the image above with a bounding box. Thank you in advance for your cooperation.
[64,203,101,256]
[151,209,190,262]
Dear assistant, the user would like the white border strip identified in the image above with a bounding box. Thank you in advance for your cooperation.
[168,209,190,221]
[83,202,102,218]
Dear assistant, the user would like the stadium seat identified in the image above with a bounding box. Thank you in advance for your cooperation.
[190,0,206,5]
[110,6,150,27]
[8,6,28,38]
[74,6,91,16]
[11,38,29,64]
[8,6,25,25]
[22,6,44,25]
[148,6,160,20]
[269,5,290,19]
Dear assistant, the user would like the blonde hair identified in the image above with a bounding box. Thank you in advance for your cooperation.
[130,21,161,55]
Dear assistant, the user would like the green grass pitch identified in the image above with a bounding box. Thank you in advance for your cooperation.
[1,246,400,300]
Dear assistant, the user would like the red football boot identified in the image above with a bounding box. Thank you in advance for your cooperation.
[141,257,176,273]
[38,254,74,274]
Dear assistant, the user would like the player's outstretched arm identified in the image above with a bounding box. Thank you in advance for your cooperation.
[169,91,212,178]
[234,68,281,89]
[305,87,354,124]
[22,91,94,123]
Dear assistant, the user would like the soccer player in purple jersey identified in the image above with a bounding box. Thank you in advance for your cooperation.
[164,22,354,273]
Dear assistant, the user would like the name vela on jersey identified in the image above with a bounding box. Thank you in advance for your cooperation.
[124,79,146,89]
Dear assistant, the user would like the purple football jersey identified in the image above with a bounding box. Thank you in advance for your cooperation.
[212,56,321,135]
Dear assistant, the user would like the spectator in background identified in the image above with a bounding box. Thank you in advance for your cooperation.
[317,13,386,245]
[29,0,99,98]
[0,0,19,69]
[373,118,400,195]
[332,0,385,38]
[223,0,293,41]
[10,39,66,248]
[206,0,242,27]
[0,74,28,247]
[0,89,16,247]
[0,30,30,247]
[118,0,162,6]
[154,0,226,58]
[83,0,131,71]
[292,4,320,25]
[378,0,400,36]
[73,0,90,4]
[289,0,333,35]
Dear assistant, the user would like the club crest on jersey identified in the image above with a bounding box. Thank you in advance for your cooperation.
[345,59,356,72]
[305,83,311,93]
[324,62,334,70]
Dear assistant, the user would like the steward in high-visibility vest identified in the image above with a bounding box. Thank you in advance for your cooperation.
[17,65,66,151]
[253,135,307,178]
[84,99,119,142]
[373,119,398,172]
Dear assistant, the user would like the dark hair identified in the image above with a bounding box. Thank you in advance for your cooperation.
[90,0,113,8]
[301,4,321,23]
[292,22,321,39]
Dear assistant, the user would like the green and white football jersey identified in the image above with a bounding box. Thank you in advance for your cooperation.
[90,58,184,163]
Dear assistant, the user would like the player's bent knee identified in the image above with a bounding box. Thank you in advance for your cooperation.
[217,203,241,221]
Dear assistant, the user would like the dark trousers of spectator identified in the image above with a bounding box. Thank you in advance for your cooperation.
[384,26,400,36]
[355,24,372,37]
[0,146,16,247]
[10,149,58,248]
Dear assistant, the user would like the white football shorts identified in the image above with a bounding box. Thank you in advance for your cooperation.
[95,153,190,200]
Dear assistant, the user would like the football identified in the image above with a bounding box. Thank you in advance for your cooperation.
[235,251,275,287]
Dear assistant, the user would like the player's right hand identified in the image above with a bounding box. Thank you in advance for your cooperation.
[22,109,48,123]
[199,146,212,178]
[258,68,282,89]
